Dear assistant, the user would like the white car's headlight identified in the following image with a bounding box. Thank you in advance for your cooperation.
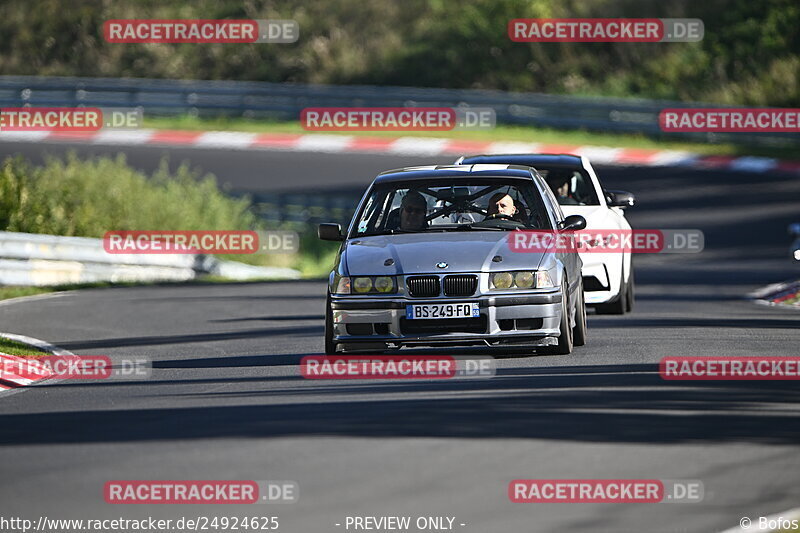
[490,271,553,290]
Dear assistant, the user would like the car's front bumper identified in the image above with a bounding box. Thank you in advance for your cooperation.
[330,291,563,349]
[580,254,624,305]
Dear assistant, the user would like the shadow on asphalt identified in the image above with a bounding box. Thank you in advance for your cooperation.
[587,317,800,329]
[3,363,799,446]
[51,325,323,350]
[209,315,326,323]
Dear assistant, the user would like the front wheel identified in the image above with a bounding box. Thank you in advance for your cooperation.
[324,292,338,355]
[595,267,627,315]
[625,271,635,313]
[572,279,587,347]
[541,278,573,355]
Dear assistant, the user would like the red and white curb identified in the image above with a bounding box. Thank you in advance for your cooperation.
[1,129,798,174]
[0,353,53,389]
[0,332,75,391]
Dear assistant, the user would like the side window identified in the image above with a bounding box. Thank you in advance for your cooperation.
[356,195,376,234]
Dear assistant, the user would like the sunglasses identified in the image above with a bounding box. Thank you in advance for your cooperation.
[403,206,425,215]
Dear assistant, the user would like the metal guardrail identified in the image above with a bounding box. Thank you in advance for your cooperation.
[0,231,299,286]
[249,192,359,230]
[0,75,795,147]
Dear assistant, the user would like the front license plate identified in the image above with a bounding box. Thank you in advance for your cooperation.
[406,302,480,320]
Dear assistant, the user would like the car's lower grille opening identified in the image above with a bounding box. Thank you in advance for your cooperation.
[498,318,544,331]
[443,275,478,296]
[346,323,374,336]
[515,318,544,330]
[374,323,390,335]
[499,319,515,331]
[407,276,441,297]
[400,316,487,335]
[583,276,608,291]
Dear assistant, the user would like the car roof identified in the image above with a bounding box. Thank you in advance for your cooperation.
[374,164,538,184]
[458,154,584,168]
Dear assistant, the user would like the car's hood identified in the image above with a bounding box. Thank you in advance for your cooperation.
[343,232,547,275]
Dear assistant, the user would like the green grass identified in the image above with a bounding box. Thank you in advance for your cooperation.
[0,336,50,358]
[0,286,58,301]
[143,116,800,160]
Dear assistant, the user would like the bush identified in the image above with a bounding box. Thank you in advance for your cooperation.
[0,153,257,236]
[0,153,338,277]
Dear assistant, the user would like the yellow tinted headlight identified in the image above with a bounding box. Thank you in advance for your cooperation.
[514,271,534,288]
[353,277,373,293]
[374,276,394,293]
[492,272,513,289]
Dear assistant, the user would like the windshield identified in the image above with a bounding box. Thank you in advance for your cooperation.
[536,166,600,206]
[351,178,552,237]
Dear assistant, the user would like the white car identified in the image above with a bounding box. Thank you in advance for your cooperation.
[455,154,635,314]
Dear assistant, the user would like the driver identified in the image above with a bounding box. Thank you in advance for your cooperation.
[399,191,428,230]
[485,192,518,219]
[546,173,579,205]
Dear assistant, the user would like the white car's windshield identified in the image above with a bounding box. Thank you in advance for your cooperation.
[537,167,601,206]
[352,178,552,237]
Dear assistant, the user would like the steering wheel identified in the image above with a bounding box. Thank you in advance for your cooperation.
[486,213,515,221]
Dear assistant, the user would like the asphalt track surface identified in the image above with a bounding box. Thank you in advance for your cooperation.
[1,140,799,533]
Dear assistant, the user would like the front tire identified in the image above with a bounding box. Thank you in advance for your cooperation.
[324,292,338,355]
[572,279,587,347]
[625,271,635,313]
[541,278,573,355]
[595,266,627,315]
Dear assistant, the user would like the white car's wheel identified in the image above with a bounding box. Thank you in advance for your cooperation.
[625,271,635,312]
[595,265,627,315]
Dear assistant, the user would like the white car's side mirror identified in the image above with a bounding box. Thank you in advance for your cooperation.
[605,190,635,208]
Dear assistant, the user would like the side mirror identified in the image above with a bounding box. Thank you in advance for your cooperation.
[606,190,635,208]
[318,223,344,241]
[559,215,587,231]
